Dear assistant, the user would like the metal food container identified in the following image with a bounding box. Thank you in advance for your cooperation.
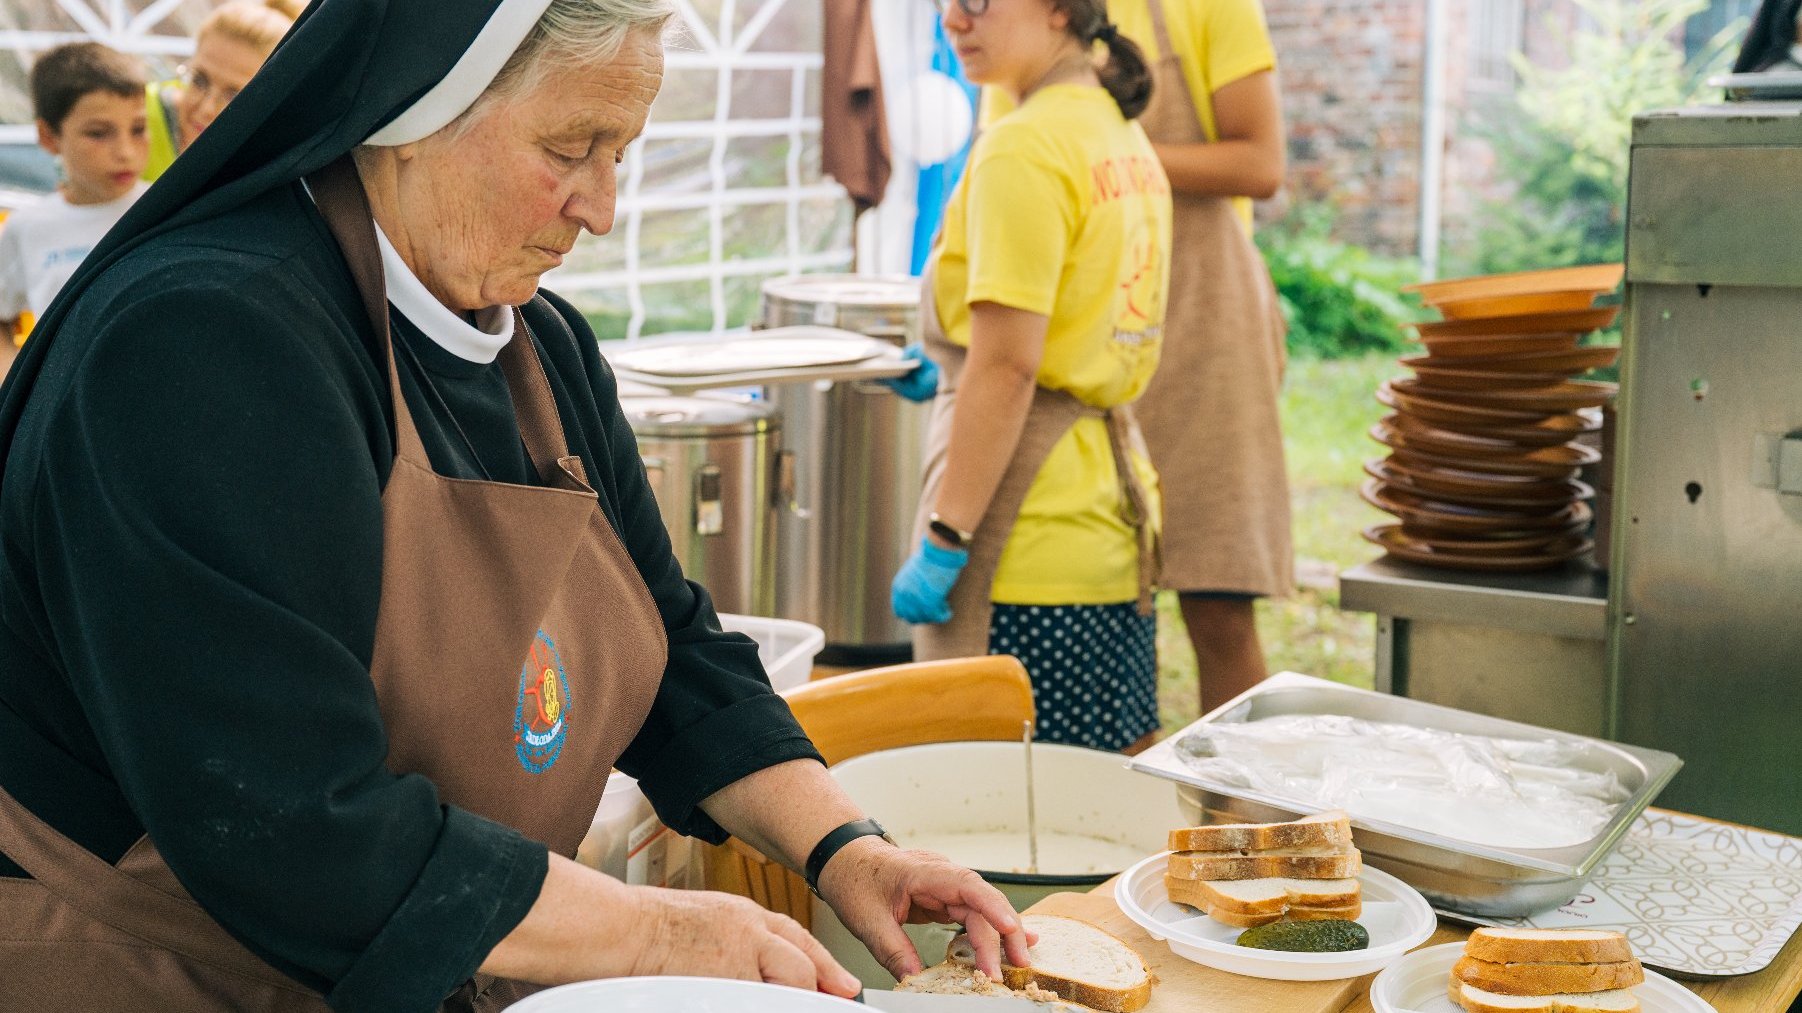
[623,396,778,617]
[758,274,926,663]
[1130,673,1682,917]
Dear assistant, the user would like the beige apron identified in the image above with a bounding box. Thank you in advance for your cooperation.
[0,156,670,1012]
[1129,0,1293,597]
[910,267,1158,663]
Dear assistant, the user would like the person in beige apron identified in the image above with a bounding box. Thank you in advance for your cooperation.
[892,0,1171,753]
[0,2,1032,1009]
[1118,0,1292,710]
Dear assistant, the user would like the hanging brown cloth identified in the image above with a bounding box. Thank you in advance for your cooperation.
[821,0,892,212]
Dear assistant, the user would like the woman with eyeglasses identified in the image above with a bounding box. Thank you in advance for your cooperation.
[890,0,1173,753]
[144,0,308,180]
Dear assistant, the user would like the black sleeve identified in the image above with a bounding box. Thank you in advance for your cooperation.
[27,266,545,1013]
[531,292,824,843]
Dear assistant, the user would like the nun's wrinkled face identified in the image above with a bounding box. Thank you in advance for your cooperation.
[387,30,664,311]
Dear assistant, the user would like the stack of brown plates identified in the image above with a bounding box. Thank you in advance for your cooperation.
[1363,266,1623,572]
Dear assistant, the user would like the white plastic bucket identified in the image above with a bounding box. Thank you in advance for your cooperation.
[719,613,825,692]
[809,740,1187,989]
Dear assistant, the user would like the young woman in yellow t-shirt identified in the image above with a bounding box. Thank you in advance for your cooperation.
[889,0,1174,752]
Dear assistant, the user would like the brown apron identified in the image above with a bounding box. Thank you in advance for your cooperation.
[910,267,1159,662]
[1128,0,1293,597]
[0,156,670,1011]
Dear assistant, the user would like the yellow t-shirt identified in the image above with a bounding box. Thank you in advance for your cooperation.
[932,85,1173,605]
[984,0,1277,228]
[144,82,180,183]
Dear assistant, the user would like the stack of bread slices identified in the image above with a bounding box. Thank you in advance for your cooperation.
[1163,811,1363,928]
[1450,928,1645,1013]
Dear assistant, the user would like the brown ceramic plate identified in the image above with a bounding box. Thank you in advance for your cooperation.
[1412,306,1620,339]
[1365,523,1590,558]
[1406,363,1571,391]
[1434,290,1602,320]
[1416,333,1585,358]
[1397,377,1618,413]
[1365,458,1593,507]
[1360,479,1594,533]
[1376,443,1578,479]
[1376,413,1552,458]
[1378,380,1555,427]
[1399,345,1621,373]
[1403,264,1624,305]
[1364,523,1594,573]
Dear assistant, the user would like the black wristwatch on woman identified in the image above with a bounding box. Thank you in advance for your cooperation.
[804,818,897,896]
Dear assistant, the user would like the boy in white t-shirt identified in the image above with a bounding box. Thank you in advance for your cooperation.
[0,42,150,369]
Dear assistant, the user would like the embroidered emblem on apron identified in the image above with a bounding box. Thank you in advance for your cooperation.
[514,630,572,773]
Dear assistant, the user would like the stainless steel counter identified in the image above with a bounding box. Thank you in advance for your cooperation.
[1339,557,1610,737]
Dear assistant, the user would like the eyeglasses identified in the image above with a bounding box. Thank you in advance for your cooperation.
[176,64,242,106]
[928,0,990,17]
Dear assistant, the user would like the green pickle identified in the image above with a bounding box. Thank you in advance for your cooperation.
[1234,919,1370,952]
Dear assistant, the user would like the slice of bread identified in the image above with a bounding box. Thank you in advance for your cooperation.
[1450,979,1641,1013]
[1165,848,1362,882]
[895,963,1021,997]
[1175,876,1362,915]
[1167,811,1353,854]
[945,914,1154,1013]
[1464,928,1637,967]
[1164,876,1362,928]
[1454,955,1646,997]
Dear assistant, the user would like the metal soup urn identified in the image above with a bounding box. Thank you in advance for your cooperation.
[758,274,926,663]
[622,396,779,617]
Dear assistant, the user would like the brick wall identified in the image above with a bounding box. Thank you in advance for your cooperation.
[1260,0,1582,260]
[1260,0,1428,255]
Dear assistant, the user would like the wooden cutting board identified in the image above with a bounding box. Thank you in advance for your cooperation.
[1022,890,1375,1013]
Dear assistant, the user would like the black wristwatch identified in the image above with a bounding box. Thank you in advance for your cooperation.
[928,512,975,550]
[804,818,896,896]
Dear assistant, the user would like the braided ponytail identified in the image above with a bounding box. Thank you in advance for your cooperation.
[1059,0,1153,119]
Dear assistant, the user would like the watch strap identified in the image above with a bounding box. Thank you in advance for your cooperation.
[804,818,893,895]
[928,513,974,549]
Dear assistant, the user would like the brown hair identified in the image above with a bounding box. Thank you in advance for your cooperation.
[198,0,309,56]
[30,42,148,132]
[1056,0,1152,119]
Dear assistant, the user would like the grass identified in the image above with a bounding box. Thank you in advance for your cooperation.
[1155,353,1401,735]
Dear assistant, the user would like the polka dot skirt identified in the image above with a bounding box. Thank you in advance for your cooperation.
[988,602,1158,752]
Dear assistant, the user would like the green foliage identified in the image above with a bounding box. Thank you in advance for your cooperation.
[1257,204,1425,359]
[1456,0,1744,277]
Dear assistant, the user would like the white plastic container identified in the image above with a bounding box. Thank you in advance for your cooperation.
[575,771,652,882]
[719,613,825,692]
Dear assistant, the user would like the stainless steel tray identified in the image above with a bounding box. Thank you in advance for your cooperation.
[1129,673,1682,917]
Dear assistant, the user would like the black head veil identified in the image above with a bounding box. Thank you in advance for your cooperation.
[0,0,553,466]
[1735,0,1802,73]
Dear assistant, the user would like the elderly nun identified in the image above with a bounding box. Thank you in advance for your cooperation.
[0,1,1030,1010]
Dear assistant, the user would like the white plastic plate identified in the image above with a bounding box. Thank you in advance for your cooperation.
[505,976,864,1012]
[1114,851,1436,981]
[1369,942,1715,1013]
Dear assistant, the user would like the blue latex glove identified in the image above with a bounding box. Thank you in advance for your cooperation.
[879,344,940,403]
[891,535,969,624]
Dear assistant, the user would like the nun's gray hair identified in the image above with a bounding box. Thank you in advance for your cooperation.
[463,0,677,127]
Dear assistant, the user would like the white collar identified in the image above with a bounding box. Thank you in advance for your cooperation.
[373,220,513,364]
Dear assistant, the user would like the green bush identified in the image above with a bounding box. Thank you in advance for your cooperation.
[1257,204,1425,359]
[1451,0,1742,279]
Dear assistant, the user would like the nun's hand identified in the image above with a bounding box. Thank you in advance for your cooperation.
[816,837,1034,982]
[625,885,862,996]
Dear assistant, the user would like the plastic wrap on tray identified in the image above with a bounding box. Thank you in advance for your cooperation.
[1174,714,1630,850]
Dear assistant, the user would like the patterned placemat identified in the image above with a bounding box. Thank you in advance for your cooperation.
[1443,810,1802,978]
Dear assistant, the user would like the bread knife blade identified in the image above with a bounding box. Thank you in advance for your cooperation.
[857,990,1062,1011]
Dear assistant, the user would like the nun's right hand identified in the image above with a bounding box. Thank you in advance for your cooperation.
[624,885,862,996]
